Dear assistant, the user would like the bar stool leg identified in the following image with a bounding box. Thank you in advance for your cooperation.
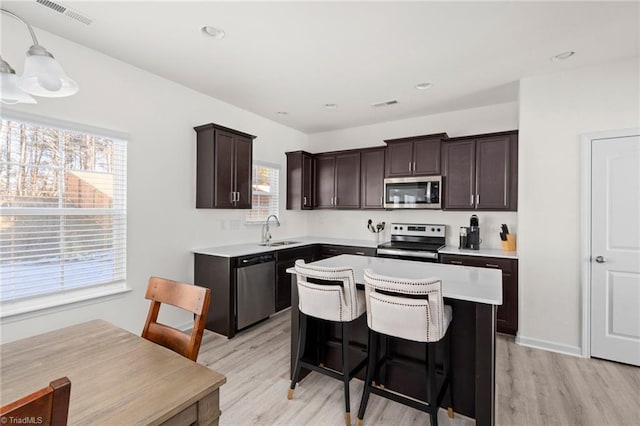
[378,335,388,388]
[356,330,376,426]
[445,329,454,419]
[342,322,351,426]
[289,312,307,400]
[428,342,438,426]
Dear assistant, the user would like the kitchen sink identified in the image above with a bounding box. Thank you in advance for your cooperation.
[259,241,300,247]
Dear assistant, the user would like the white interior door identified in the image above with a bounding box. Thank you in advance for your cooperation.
[591,134,640,366]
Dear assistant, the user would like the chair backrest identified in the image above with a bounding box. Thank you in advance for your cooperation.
[294,260,361,322]
[142,277,211,361]
[0,377,71,426]
[363,269,446,343]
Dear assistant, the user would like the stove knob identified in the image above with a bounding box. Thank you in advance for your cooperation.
[431,228,435,232]
[394,226,398,230]
[437,228,441,232]
[400,227,403,230]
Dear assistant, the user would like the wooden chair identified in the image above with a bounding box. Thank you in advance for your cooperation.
[142,277,211,362]
[0,377,71,426]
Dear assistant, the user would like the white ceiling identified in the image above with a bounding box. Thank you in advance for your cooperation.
[2,1,638,133]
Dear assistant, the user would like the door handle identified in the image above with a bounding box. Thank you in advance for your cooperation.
[409,161,412,172]
[470,194,474,206]
[595,256,606,263]
[477,194,480,205]
[236,192,240,202]
[303,196,307,206]
[231,192,236,202]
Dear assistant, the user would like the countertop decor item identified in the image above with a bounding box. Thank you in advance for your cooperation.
[0,8,78,104]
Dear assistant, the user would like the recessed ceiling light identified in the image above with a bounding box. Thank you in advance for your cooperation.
[415,82,432,90]
[551,51,575,62]
[277,111,288,116]
[201,26,225,39]
[324,104,338,109]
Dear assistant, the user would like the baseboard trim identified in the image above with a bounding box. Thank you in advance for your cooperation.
[515,335,583,358]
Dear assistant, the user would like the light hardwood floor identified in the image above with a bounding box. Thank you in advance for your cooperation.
[197,310,640,425]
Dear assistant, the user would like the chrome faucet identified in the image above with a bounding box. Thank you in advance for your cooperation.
[261,214,280,245]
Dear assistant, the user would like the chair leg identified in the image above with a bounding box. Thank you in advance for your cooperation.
[289,312,307,400]
[342,322,351,426]
[378,334,388,388]
[428,342,438,426]
[356,329,376,425]
[445,329,454,419]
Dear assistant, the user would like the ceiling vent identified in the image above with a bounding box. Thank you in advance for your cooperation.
[371,99,399,108]
[36,0,93,25]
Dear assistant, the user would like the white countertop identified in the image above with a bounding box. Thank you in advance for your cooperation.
[193,237,378,258]
[438,246,518,259]
[286,254,502,306]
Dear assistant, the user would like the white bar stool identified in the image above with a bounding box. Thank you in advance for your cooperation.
[355,269,453,426]
[288,260,367,426]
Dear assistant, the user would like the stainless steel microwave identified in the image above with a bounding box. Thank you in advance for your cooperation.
[383,176,442,209]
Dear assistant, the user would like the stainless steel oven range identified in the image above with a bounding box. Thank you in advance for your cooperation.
[376,223,446,263]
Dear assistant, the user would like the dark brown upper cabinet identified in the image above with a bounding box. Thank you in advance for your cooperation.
[384,133,447,177]
[443,131,518,211]
[360,148,385,209]
[286,151,315,210]
[315,152,361,209]
[195,123,256,209]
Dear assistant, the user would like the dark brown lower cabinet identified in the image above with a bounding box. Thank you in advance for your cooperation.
[440,254,518,335]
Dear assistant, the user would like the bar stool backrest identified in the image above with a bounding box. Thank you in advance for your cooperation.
[363,269,446,343]
[294,260,360,322]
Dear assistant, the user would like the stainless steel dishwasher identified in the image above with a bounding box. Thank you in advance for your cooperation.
[235,253,276,330]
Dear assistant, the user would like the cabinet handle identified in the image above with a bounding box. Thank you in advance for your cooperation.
[409,162,412,172]
[236,192,240,202]
[231,192,235,202]
[413,162,416,172]
[476,194,480,205]
[303,196,307,206]
[470,194,474,206]
[451,260,463,265]
[355,251,365,255]
[485,263,501,268]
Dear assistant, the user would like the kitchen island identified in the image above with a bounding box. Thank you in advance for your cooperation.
[287,255,502,426]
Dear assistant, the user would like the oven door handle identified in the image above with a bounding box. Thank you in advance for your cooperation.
[376,248,438,260]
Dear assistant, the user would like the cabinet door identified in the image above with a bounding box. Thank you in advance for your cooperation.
[413,138,441,176]
[214,130,236,208]
[276,261,293,311]
[475,136,510,210]
[316,155,336,208]
[302,154,314,209]
[385,141,414,177]
[361,149,385,209]
[234,135,253,209]
[443,140,475,209]
[335,152,361,209]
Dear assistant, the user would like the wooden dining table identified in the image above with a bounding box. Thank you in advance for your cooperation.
[0,319,226,425]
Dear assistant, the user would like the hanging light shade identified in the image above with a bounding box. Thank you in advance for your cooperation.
[1,7,79,101]
[0,56,36,104]
[18,45,78,97]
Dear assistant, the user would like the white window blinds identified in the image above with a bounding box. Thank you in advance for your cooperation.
[0,118,127,302]
[246,163,279,223]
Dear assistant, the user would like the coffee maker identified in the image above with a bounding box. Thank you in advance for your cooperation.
[459,214,481,250]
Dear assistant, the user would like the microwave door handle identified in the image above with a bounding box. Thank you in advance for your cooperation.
[426,181,431,202]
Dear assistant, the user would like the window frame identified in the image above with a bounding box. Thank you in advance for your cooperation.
[0,109,131,320]
[245,160,281,225]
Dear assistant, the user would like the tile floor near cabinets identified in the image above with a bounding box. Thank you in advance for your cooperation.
[197,311,640,426]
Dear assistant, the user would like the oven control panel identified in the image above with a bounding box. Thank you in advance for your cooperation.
[390,223,445,238]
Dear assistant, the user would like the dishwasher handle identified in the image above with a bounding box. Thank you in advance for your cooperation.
[236,253,276,267]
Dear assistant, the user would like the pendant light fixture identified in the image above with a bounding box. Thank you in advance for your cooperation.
[0,8,78,104]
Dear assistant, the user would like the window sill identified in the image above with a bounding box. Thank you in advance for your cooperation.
[0,282,132,323]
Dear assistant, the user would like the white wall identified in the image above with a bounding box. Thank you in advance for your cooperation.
[306,102,520,248]
[0,20,309,343]
[518,57,640,352]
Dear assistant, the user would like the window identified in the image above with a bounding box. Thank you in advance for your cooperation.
[0,116,127,303]
[245,162,279,223]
